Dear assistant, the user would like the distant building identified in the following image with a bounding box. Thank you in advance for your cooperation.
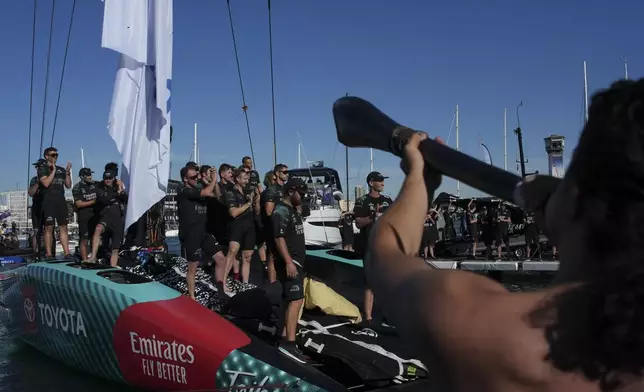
[354,185,365,201]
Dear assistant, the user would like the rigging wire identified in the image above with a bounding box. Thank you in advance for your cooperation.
[39,0,57,154]
[226,0,256,164]
[27,0,38,186]
[445,109,456,146]
[267,0,277,166]
[50,0,76,147]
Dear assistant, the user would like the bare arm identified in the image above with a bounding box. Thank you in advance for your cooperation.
[275,237,293,264]
[228,201,252,218]
[75,200,95,209]
[28,182,39,197]
[199,177,218,198]
[39,169,56,188]
[64,170,72,189]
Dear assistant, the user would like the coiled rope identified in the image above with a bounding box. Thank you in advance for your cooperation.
[226,0,256,164]
[268,0,277,166]
[26,0,38,185]
[50,0,77,147]
[39,0,57,154]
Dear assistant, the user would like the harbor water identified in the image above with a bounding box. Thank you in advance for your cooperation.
[0,237,552,391]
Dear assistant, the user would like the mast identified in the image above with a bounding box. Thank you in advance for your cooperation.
[503,108,507,171]
[623,55,629,80]
[80,148,85,168]
[369,148,374,172]
[344,93,350,201]
[193,123,198,164]
[583,61,589,124]
[455,104,460,197]
[297,143,301,168]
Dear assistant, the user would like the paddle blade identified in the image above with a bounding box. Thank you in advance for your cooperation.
[333,96,413,157]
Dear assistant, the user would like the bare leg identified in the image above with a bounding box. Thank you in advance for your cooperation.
[429,245,435,258]
[87,225,104,263]
[224,242,240,291]
[59,225,70,255]
[109,249,119,267]
[212,251,227,284]
[44,225,54,256]
[240,250,253,283]
[267,252,277,283]
[364,288,374,321]
[80,239,89,261]
[257,244,266,264]
[284,299,304,342]
[186,261,198,299]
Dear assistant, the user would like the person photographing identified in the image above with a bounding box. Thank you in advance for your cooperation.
[365,80,644,392]
[38,147,72,257]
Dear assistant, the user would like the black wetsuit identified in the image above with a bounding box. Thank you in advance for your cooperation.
[72,180,98,240]
[177,185,218,261]
[37,165,68,226]
[223,185,256,251]
[272,202,306,301]
[95,182,128,250]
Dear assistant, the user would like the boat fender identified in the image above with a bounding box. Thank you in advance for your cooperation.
[303,338,325,354]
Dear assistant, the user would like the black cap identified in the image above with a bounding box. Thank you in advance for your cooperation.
[32,159,47,167]
[103,171,116,180]
[366,171,388,183]
[78,167,93,177]
[283,178,307,192]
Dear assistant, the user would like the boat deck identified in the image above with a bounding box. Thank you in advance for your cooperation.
[429,260,559,272]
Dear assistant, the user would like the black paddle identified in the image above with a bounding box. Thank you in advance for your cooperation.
[332,96,528,206]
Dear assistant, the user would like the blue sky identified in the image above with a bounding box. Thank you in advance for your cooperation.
[0,0,642,198]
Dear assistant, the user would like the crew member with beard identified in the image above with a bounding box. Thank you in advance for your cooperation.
[28,159,46,254]
[495,202,512,261]
[177,165,223,299]
[354,171,393,323]
[466,200,480,259]
[88,170,128,267]
[223,168,257,285]
[272,178,309,363]
[72,168,98,261]
[38,147,72,257]
[261,164,289,283]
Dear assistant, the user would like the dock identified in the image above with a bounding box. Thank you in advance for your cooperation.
[429,260,559,272]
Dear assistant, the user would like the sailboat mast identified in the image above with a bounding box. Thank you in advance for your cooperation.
[80,148,85,168]
[345,146,349,202]
[583,61,589,124]
[297,143,301,168]
[455,104,460,197]
[503,108,507,171]
[623,55,629,80]
[369,148,373,172]
[193,123,198,164]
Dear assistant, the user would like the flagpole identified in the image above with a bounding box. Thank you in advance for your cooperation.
[455,104,460,197]
[503,108,507,171]
[193,122,198,164]
[80,148,85,168]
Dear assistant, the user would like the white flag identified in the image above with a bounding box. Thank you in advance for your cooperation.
[101,0,173,232]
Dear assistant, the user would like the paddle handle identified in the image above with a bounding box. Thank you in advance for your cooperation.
[333,96,525,204]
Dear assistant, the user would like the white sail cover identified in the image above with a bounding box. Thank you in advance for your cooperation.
[101,0,173,231]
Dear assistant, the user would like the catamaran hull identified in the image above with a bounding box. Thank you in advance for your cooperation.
[0,261,343,392]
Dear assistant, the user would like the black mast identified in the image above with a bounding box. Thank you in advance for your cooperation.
[514,101,527,177]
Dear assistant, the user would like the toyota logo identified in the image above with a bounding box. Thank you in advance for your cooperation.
[24,298,35,322]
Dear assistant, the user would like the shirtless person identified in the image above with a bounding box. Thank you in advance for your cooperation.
[365,79,644,392]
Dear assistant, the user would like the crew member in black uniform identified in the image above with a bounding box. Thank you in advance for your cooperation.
[354,171,394,323]
[466,200,479,259]
[422,208,439,259]
[72,168,98,261]
[28,160,46,254]
[37,147,72,257]
[272,177,309,363]
[223,168,257,284]
[480,206,495,259]
[338,210,355,251]
[177,165,223,299]
[443,203,455,240]
[260,164,289,283]
[523,211,542,260]
[495,203,512,260]
[88,170,128,267]
[241,156,266,271]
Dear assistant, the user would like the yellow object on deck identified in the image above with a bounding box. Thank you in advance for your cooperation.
[298,277,362,324]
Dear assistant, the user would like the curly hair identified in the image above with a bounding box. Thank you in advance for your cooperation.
[536,79,644,391]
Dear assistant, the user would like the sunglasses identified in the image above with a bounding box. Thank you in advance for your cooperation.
[280,170,289,174]
[188,175,199,181]
[49,153,59,158]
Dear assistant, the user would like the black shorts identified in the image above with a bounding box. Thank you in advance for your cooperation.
[229,221,256,251]
[524,224,539,245]
[341,226,354,247]
[42,197,69,226]
[78,213,96,240]
[98,217,124,250]
[180,232,221,262]
[254,217,266,245]
[495,226,510,245]
[275,259,305,302]
[468,223,479,242]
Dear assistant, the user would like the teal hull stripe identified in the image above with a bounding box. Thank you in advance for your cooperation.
[306,249,364,267]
